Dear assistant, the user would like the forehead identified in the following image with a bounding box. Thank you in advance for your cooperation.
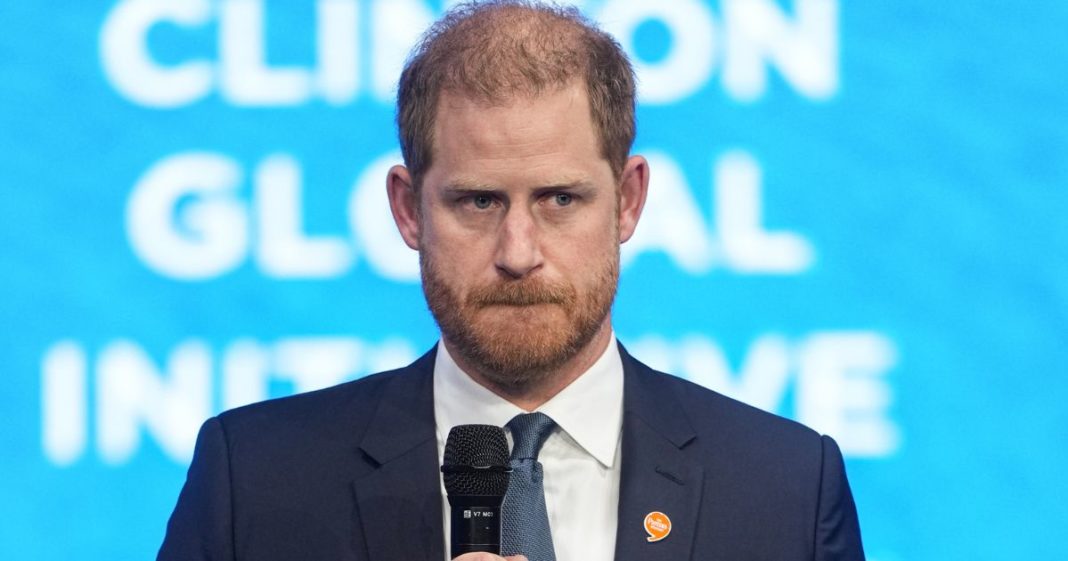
[425,82,611,188]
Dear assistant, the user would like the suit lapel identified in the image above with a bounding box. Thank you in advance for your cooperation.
[614,345,704,561]
[349,344,706,561]
[351,350,446,561]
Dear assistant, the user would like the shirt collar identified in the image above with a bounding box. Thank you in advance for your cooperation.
[433,335,623,468]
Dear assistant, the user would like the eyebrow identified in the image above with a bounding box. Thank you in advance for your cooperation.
[441,179,596,194]
[441,181,499,194]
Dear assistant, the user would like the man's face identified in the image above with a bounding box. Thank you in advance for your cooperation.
[389,82,646,390]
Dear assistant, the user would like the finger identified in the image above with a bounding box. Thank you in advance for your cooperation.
[452,553,508,561]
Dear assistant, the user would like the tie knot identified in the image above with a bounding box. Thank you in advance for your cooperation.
[506,412,556,460]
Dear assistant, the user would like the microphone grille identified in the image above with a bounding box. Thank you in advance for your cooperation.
[442,424,510,497]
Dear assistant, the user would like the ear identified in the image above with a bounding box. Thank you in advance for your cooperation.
[387,165,421,250]
[617,155,649,243]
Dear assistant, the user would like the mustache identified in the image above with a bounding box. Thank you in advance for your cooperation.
[467,279,576,307]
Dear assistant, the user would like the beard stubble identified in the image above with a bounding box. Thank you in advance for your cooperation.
[420,247,619,393]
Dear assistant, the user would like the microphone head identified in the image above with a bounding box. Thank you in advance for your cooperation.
[442,424,510,497]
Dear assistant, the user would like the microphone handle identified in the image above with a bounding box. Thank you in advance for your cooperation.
[448,494,504,558]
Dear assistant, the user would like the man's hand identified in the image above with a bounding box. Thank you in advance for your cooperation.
[453,554,527,561]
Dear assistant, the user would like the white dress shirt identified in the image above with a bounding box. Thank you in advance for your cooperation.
[434,337,624,561]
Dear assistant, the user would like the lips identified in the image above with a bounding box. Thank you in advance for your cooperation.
[467,280,576,308]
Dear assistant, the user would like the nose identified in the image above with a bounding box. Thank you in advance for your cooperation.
[494,205,543,278]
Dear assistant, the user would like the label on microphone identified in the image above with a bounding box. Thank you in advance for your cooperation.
[454,506,497,544]
[463,507,495,520]
[448,496,503,557]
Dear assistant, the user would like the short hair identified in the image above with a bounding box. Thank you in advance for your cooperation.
[396,1,637,186]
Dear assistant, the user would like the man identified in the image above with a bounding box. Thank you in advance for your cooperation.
[158,2,864,560]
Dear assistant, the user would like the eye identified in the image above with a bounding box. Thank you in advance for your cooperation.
[472,194,493,209]
[552,193,573,206]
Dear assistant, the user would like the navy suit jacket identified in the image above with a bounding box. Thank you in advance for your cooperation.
[158,344,864,560]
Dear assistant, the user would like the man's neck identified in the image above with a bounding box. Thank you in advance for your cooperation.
[444,318,615,411]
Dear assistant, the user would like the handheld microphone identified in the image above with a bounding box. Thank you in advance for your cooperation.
[441,424,512,558]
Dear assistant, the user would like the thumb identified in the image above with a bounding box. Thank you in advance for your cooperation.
[452,553,526,561]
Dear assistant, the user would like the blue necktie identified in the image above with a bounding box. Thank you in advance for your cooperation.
[501,412,557,561]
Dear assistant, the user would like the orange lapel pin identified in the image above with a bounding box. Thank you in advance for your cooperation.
[643,511,671,542]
